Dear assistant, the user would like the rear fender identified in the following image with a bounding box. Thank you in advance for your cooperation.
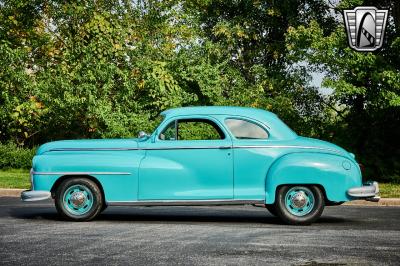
[265,152,362,204]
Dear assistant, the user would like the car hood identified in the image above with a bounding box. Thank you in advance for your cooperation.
[36,139,139,155]
[292,136,354,160]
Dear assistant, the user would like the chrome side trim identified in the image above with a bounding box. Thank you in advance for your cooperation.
[143,146,231,150]
[107,199,265,206]
[32,171,131,175]
[234,145,344,155]
[50,146,228,151]
[49,145,344,154]
[49,148,139,151]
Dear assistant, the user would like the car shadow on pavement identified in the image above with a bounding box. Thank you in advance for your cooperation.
[9,206,350,225]
[96,212,349,225]
[10,207,61,221]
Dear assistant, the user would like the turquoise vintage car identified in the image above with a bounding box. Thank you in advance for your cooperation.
[21,106,379,224]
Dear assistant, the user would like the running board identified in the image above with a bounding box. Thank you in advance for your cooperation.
[107,199,265,207]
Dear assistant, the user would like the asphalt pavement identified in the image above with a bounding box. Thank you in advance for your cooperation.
[0,197,399,265]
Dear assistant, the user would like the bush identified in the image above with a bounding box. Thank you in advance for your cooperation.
[0,143,36,169]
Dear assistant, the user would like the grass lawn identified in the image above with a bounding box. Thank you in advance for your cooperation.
[0,169,31,189]
[0,169,399,198]
[379,183,400,198]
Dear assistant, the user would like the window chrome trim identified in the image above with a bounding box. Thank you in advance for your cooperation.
[32,171,131,175]
[156,115,229,141]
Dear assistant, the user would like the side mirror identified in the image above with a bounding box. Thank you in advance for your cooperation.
[137,131,149,139]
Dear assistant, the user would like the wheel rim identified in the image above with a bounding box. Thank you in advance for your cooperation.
[284,186,315,217]
[63,184,94,216]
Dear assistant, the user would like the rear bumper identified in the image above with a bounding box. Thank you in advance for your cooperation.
[21,190,51,202]
[347,181,380,202]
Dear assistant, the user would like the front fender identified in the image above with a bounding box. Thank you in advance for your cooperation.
[32,150,145,202]
[265,152,362,204]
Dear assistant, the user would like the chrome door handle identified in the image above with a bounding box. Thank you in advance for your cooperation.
[219,146,231,149]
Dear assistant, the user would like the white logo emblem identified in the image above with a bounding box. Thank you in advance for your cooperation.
[343,6,388,51]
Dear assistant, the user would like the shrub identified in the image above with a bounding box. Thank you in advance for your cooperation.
[0,143,36,169]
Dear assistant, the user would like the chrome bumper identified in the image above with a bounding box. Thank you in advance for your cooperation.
[347,181,380,202]
[21,190,51,202]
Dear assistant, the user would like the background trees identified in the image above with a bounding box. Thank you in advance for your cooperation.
[0,0,399,182]
[286,0,400,182]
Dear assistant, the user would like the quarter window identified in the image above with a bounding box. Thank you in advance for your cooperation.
[160,121,177,140]
[225,118,268,139]
[159,119,224,140]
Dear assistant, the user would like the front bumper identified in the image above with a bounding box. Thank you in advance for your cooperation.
[21,168,51,201]
[347,181,380,202]
[21,190,51,202]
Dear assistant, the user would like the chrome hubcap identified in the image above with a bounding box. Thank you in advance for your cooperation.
[63,184,94,216]
[291,192,307,208]
[70,192,86,208]
[285,186,315,216]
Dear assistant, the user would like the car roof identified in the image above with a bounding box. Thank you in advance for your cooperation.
[161,106,277,120]
[161,106,297,140]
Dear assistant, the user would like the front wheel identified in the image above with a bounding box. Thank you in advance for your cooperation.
[274,185,325,225]
[55,178,103,221]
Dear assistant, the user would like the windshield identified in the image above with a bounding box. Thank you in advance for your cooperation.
[149,114,165,134]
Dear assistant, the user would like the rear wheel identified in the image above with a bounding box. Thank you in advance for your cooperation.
[274,185,324,225]
[55,178,103,221]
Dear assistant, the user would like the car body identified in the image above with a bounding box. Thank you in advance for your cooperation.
[21,106,379,224]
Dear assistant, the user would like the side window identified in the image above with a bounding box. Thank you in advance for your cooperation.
[225,118,268,139]
[159,119,224,140]
[178,120,224,140]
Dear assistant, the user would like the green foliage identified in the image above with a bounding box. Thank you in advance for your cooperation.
[286,0,400,181]
[0,143,36,169]
[178,121,222,140]
[0,0,398,181]
[9,96,48,145]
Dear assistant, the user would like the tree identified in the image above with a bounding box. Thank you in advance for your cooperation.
[0,0,238,143]
[1,0,398,182]
[286,0,400,181]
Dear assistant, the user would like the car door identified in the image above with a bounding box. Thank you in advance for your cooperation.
[223,117,275,200]
[138,116,233,200]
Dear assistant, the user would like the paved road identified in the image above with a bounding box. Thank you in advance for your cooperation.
[0,197,399,265]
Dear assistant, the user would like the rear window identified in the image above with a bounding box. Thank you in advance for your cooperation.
[225,118,268,139]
